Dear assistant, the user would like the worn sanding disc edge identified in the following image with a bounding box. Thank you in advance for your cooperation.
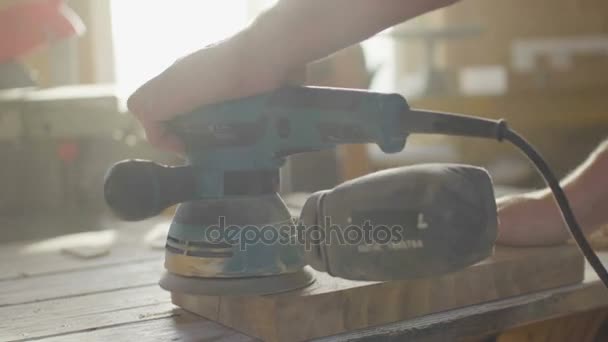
[159,267,316,296]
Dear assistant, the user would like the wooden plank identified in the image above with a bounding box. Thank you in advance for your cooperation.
[320,273,607,341]
[41,310,255,342]
[496,308,608,342]
[0,225,164,308]
[0,260,162,306]
[0,285,251,342]
[1,223,601,341]
[173,245,585,342]
[0,286,171,341]
[320,255,608,341]
[0,243,162,282]
[0,222,167,281]
[0,229,251,342]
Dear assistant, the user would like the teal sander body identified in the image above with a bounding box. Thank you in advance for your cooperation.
[104,86,502,296]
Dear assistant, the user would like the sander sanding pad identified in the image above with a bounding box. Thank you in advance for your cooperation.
[159,267,315,296]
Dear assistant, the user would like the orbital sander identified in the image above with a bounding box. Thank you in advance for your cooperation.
[104,86,608,296]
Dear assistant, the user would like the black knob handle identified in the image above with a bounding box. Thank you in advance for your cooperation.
[103,160,197,221]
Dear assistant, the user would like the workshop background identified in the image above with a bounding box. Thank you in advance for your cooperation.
[1,0,607,241]
[2,1,608,341]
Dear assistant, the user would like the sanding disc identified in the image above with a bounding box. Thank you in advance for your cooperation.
[159,267,315,296]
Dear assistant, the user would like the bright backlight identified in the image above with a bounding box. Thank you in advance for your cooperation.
[110,0,248,93]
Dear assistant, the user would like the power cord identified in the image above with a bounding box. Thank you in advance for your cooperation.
[501,126,608,288]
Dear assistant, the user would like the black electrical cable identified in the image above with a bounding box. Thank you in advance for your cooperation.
[500,126,608,288]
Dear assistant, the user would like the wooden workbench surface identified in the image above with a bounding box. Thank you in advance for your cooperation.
[1,220,607,342]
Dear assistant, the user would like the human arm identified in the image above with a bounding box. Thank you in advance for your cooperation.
[498,140,608,246]
[127,0,459,151]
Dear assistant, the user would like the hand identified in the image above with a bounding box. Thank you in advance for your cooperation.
[496,192,572,246]
[497,140,608,246]
[126,0,460,152]
[127,32,289,152]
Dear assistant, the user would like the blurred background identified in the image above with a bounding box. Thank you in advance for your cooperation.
[1,0,607,243]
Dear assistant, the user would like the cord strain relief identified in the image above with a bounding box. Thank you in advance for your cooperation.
[496,119,509,142]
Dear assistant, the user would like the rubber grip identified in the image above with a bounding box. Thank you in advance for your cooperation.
[103,160,197,221]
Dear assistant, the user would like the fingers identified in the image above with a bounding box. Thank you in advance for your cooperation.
[127,31,289,151]
[127,0,460,152]
[139,120,184,153]
[496,195,571,246]
[128,42,236,121]
[127,30,286,120]
[129,89,185,153]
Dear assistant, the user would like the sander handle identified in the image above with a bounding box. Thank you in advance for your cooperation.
[104,160,197,221]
